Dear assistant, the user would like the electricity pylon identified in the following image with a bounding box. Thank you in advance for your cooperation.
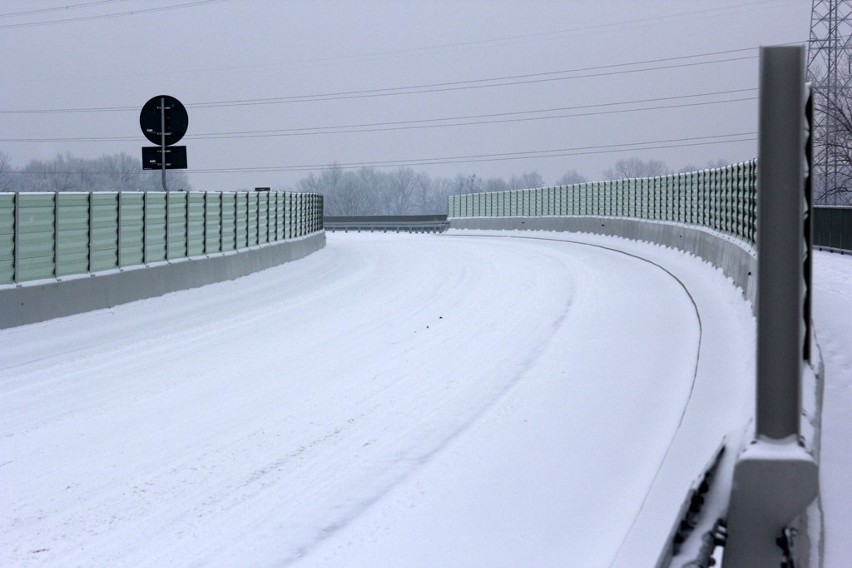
[808,0,852,204]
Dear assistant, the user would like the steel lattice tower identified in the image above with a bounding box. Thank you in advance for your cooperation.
[808,0,852,204]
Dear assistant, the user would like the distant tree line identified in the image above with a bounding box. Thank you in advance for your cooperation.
[0,151,733,214]
[302,158,730,215]
[0,151,190,193]
[295,165,586,215]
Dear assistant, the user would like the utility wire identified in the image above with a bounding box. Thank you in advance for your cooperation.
[0,0,130,18]
[189,97,757,141]
[0,0,225,29]
[189,133,757,172]
[0,48,759,115]
[0,90,757,143]
[190,57,757,108]
[196,88,758,136]
[310,0,791,63]
[8,133,756,175]
[188,138,757,173]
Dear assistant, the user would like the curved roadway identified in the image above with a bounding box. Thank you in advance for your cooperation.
[0,231,755,567]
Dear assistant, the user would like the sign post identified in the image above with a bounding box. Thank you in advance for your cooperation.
[140,95,188,192]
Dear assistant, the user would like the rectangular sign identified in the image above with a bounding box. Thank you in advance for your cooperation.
[142,146,187,170]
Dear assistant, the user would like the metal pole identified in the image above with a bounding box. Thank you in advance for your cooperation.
[724,45,817,568]
[142,191,147,265]
[13,192,19,283]
[165,190,170,261]
[755,45,806,440]
[160,96,169,193]
[87,191,93,273]
[185,191,191,257]
[53,192,59,278]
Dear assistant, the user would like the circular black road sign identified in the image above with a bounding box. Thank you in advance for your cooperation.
[139,95,188,146]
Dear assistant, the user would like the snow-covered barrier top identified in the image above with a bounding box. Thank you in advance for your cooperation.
[0,190,324,285]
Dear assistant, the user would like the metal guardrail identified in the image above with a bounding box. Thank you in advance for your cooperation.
[323,215,448,233]
[814,205,852,252]
[0,190,324,285]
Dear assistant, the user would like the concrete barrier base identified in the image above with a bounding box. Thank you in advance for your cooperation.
[0,231,326,329]
[449,216,757,309]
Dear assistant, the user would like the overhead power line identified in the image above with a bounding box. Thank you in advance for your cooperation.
[8,132,756,176]
[0,89,757,143]
[188,133,757,173]
[190,56,757,108]
[0,47,760,115]
[0,0,225,29]
[288,0,788,66]
[189,95,757,140]
[0,0,130,19]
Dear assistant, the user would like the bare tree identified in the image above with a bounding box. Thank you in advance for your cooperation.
[705,158,729,169]
[508,171,544,190]
[556,169,587,185]
[0,151,12,192]
[6,152,191,193]
[814,85,852,204]
[809,49,852,204]
[454,173,480,194]
[604,157,670,179]
[382,168,425,214]
[482,177,509,193]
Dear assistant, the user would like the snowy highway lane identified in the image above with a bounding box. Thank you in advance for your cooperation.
[0,231,755,567]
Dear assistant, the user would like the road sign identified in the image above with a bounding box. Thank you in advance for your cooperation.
[139,95,188,191]
[139,95,188,146]
[142,146,187,170]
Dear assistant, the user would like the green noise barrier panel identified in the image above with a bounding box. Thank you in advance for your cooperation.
[0,190,324,285]
[448,160,758,248]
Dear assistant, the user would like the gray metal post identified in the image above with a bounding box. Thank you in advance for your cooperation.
[160,96,169,193]
[724,45,818,568]
[165,190,170,261]
[219,192,224,252]
[13,192,19,283]
[117,192,123,269]
[756,45,806,440]
[186,191,191,257]
[87,191,93,273]
[202,191,207,255]
[53,192,59,277]
[142,191,147,265]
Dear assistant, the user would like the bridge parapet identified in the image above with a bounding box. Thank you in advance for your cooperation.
[0,190,324,285]
[449,160,758,248]
[0,189,325,328]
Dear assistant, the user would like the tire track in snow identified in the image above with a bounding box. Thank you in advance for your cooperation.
[445,232,704,563]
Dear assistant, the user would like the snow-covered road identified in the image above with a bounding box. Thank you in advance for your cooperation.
[813,250,852,567]
[0,231,756,567]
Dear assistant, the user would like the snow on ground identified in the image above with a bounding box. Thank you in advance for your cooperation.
[0,231,756,567]
[812,250,852,567]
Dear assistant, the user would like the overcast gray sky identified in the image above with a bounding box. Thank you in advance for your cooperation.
[0,0,812,190]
